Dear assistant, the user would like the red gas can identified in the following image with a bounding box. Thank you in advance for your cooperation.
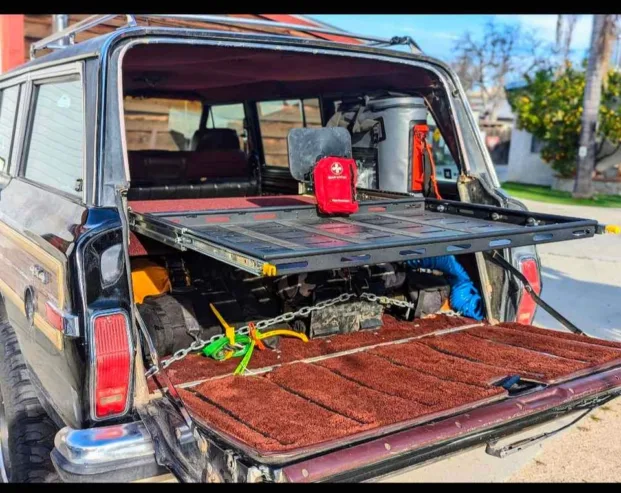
[312,156,359,215]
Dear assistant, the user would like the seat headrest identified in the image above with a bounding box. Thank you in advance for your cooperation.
[193,128,241,152]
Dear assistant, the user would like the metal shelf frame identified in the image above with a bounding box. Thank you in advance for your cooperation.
[129,197,597,278]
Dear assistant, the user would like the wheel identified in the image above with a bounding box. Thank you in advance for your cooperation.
[0,320,60,482]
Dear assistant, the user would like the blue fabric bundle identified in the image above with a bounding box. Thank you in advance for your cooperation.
[407,255,484,321]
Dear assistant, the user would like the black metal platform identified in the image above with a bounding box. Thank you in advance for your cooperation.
[129,197,598,277]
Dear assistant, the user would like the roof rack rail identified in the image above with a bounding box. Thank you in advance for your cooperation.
[30,14,422,59]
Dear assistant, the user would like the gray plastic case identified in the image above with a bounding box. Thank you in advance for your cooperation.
[347,96,428,193]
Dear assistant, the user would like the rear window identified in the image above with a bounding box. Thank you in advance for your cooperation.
[124,97,202,151]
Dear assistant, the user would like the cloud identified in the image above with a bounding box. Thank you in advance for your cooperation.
[430,31,461,41]
[495,14,593,50]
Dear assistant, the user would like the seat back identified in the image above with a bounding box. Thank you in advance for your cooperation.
[127,135,257,201]
[192,128,241,152]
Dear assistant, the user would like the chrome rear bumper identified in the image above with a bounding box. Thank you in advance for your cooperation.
[51,421,168,482]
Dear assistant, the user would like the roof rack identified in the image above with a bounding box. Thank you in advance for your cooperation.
[30,14,422,59]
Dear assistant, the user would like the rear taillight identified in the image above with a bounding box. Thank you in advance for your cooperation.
[516,257,541,325]
[91,311,131,419]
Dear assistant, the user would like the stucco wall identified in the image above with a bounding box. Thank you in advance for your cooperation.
[505,128,555,185]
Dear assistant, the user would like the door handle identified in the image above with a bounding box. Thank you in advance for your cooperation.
[30,264,50,285]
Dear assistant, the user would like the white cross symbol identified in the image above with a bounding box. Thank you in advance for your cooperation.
[331,162,343,175]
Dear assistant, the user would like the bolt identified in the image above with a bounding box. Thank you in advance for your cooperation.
[302,469,309,478]
[437,205,446,213]
[384,443,391,451]
[491,212,500,221]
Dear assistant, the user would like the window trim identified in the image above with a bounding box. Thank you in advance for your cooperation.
[0,84,21,177]
[18,68,87,203]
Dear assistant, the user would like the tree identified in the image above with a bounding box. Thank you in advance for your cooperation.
[555,15,579,68]
[574,15,618,198]
[508,65,621,179]
[452,20,551,121]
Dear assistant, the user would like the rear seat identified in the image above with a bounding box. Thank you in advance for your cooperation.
[127,129,259,200]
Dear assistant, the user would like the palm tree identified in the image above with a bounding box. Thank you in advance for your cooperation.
[574,15,617,198]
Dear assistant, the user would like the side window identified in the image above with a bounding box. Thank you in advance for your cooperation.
[208,104,246,150]
[23,78,84,197]
[0,85,20,174]
[258,98,321,167]
[427,113,459,183]
[124,96,202,151]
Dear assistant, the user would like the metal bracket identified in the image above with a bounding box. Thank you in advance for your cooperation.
[485,407,593,458]
[29,14,418,59]
[484,250,585,335]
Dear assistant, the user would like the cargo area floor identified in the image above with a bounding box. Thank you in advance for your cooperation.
[149,317,621,460]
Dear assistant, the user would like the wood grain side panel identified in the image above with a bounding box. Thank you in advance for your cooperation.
[0,219,65,350]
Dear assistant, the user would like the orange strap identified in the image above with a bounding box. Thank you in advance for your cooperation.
[424,141,443,200]
[248,323,266,351]
[411,124,428,192]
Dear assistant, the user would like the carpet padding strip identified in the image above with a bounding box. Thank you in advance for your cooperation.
[172,320,621,455]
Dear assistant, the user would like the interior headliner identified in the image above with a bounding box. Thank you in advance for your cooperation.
[122,44,440,103]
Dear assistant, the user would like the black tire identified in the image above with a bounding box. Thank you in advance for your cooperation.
[0,320,60,482]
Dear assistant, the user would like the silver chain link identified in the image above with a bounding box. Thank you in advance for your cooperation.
[144,292,424,378]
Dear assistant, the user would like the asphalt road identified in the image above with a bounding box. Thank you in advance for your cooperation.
[379,200,621,482]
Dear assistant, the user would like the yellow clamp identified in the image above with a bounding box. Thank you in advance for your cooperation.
[261,263,278,277]
[605,224,621,235]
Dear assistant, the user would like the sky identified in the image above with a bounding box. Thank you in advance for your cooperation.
[311,14,594,64]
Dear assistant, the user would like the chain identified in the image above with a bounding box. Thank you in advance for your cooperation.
[145,292,360,377]
[358,292,417,310]
[144,292,454,377]
[144,292,451,378]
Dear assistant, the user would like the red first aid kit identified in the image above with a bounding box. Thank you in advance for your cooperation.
[312,156,359,215]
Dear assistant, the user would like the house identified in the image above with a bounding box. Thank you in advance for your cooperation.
[0,14,359,73]
[466,89,515,174]
[505,129,556,186]
[504,83,621,194]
